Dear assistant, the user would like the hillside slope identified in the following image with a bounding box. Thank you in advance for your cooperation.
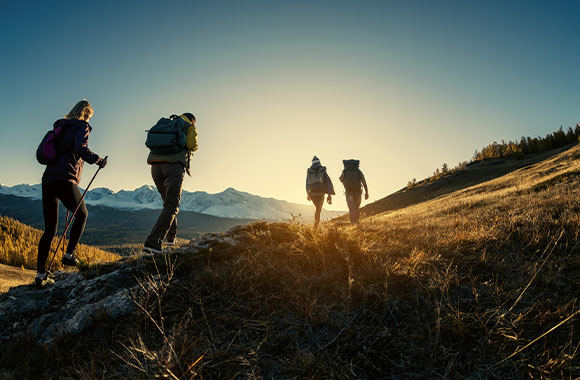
[358,143,576,218]
[1,145,580,378]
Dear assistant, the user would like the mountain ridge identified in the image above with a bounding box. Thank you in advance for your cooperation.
[0,194,257,248]
[0,184,344,222]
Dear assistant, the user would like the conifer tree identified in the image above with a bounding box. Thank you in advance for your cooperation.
[566,126,575,143]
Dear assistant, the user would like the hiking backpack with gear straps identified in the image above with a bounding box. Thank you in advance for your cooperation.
[307,166,327,195]
[145,115,190,154]
[36,125,68,165]
[342,159,361,193]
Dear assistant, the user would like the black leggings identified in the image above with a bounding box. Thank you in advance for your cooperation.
[310,194,325,225]
[37,180,88,273]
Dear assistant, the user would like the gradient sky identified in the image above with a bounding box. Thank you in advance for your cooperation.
[1,1,579,210]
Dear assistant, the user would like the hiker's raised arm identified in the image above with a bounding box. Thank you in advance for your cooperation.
[74,124,100,164]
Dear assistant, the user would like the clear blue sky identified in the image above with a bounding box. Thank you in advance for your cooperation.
[1,1,578,210]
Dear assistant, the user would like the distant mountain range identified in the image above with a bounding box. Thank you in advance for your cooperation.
[0,193,256,248]
[0,184,344,222]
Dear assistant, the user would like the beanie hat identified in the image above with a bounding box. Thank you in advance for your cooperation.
[312,156,320,165]
[181,113,196,124]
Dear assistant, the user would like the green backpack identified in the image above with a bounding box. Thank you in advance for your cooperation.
[145,116,189,154]
[342,159,361,193]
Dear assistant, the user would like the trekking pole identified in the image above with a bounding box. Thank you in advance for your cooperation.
[48,156,107,271]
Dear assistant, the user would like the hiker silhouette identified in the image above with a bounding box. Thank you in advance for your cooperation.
[143,113,198,254]
[35,99,107,289]
[306,156,335,227]
[339,159,369,225]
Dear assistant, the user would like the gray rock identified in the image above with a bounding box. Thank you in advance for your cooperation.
[0,261,144,345]
[188,232,239,250]
[0,228,241,346]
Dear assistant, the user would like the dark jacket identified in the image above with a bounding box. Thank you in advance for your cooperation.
[306,163,336,195]
[42,119,101,185]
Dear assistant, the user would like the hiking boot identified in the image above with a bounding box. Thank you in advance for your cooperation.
[61,254,79,267]
[143,245,164,255]
[35,274,55,290]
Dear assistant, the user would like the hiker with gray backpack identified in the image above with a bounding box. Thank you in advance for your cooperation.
[306,156,335,227]
[143,113,198,254]
[339,159,369,225]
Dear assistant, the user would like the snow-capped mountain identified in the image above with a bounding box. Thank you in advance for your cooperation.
[0,184,344,221]
[0,184,43,198]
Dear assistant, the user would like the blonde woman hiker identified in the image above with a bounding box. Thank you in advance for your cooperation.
[306,156,335,227]
[339,159,369,225]
[143,113,197,254]
[35,100,108,289]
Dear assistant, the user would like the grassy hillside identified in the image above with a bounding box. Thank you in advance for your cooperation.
[359,143,577,218]
[0,214,119,271]
[2,145,580,378]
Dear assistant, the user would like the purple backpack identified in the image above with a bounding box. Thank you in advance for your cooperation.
[36,126,66,165]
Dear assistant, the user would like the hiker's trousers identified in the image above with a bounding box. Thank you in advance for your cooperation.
[310,194,325,225]
[145,163,184,249]
[345,192,362,225]
[37,179,88,273]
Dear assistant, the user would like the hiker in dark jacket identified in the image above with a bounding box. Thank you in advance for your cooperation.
[143,113,197,254]
[36,100,107,289]
[339,159,369,225]
[306,156,335,227]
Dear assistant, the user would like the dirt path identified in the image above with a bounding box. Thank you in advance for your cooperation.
[0,263,35,293]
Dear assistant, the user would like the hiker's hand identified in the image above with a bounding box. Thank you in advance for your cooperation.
[327,195,332,205]
[97,157,108,169]
[307,194,311,201]
[365,193,369,200]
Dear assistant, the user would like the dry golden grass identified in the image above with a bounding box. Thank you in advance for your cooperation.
[2,145,580,379]
[0,263,35,293]
[0,215,120,272]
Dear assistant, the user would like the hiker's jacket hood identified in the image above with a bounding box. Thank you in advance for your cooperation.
[42,119,101,185]
[306,163,336,195]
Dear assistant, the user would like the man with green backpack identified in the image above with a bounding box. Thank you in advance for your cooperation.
[306,156,335,227]
[339,159,369,225]
[143,113,197,254]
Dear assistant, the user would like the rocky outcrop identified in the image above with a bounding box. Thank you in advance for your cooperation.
[0,231,243,346]
[0,261,144,345]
